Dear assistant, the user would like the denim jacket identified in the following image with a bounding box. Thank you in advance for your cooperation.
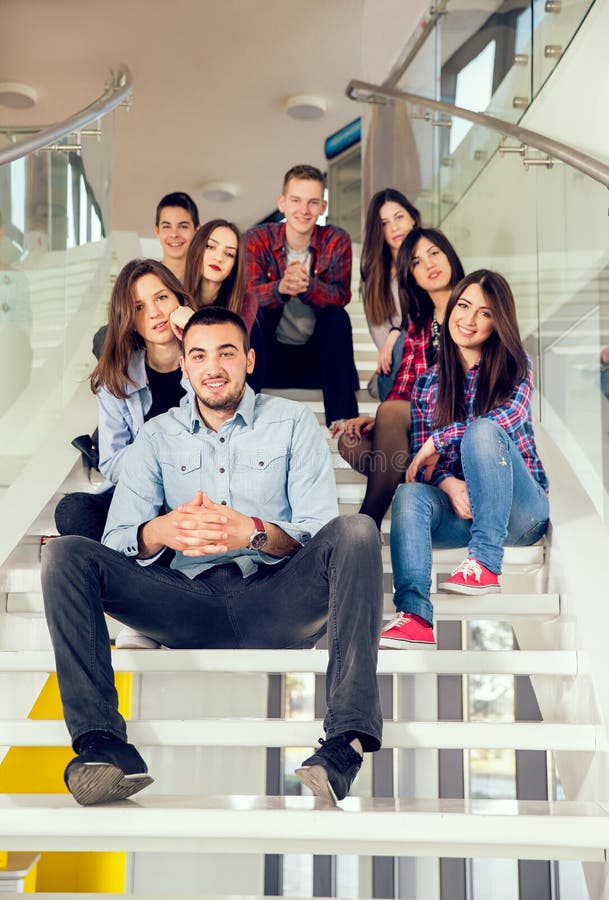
[97,348,190,485]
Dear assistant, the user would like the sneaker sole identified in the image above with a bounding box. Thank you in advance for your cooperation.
[438,582,501,595]
[379,636,436,649]
[295,764,338,805]
[66,761,154,806]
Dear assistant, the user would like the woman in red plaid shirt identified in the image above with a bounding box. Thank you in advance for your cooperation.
[381,270,549,648]
[338,228,464,527]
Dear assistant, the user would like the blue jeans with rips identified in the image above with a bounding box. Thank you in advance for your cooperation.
[390,418,549,625]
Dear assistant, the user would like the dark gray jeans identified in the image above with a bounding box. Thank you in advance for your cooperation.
[42,515,383,753]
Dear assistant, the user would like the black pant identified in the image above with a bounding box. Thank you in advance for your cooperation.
[54,489,115,542]
[248,305,359,425]
[42,516,384,751]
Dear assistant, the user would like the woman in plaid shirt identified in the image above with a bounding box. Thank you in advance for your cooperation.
[338,228,464,527]
[381,270,549,649]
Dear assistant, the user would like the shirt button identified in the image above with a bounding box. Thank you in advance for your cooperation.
[219,467,225,474]
[180,465,186,471]
[258,461,264,467]
[221,500,227,506]
[219,437,225,443]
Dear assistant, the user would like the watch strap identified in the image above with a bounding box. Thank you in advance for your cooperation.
[251,516,265,533]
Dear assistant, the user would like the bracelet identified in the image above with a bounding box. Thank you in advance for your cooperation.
[389,326,401,333]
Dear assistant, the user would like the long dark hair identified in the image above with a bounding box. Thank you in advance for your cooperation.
[396,227,464,333]
[360,188,421,327]
[184,218,245,316]
[433,270,528,427]
[91,259,191,399]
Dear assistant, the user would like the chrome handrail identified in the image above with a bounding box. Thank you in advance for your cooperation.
[0,65,133,166]
[346,78,609,189]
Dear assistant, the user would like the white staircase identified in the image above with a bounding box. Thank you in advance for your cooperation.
[0,290,606,898]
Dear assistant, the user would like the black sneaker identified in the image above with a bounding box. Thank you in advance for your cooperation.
[295,734,363,803]
[64,733,153,806]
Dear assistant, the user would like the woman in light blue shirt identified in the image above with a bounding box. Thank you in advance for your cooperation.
[55,259,193,542]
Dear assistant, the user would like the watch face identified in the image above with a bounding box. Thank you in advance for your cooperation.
[250,531,268,551]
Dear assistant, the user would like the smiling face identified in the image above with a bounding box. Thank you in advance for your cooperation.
[277,177,327,243]
[379,201,416,258]
[409,237,453,294]
[182,321,255,420]
[132,273,182,346]
[201,225,238,286]
[154,206,197,265]
[448,281,495,366]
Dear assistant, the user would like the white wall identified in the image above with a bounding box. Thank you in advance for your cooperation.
[361,0,428,83]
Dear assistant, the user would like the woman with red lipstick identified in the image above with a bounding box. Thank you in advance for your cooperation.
[184,218,256,333]
[54,259,192,550]
[360,189,420,400]
[381,270,549,647]
[339,228,464,527]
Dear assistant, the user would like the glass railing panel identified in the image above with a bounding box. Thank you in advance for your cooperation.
[532,0,595,98]
[436,1,533,124]
[0,115,113,488]
[535,161,609,521]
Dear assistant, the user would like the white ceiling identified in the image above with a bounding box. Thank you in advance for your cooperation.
[1,0,367,236]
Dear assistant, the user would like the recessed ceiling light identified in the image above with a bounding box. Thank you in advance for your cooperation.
[284,94,327,120]
[0,82,38,110]
[200,181,238,203]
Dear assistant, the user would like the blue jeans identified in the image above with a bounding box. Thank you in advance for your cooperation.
[377,330,406,402]
[42,515,383,752]
[390,418,549,624]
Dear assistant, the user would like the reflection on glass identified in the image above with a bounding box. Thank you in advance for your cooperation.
[0,116,112,488]
[451,40,496,154]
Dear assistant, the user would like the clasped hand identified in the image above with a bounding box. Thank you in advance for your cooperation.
[158,491,252,557]
[279,261,310,296]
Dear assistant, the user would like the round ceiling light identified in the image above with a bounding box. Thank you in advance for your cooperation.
[284,93,327,121]
[200,181,238,203]
[0,82,38,110]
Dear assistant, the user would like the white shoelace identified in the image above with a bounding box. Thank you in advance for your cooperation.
[383,612,409,631]
[451,558,482,582]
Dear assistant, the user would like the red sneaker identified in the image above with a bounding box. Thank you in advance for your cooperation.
[439,557,500,595]
[379,613,436,649]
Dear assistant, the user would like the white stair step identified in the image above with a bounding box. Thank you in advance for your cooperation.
[0,897,343,900]
[6,590,559,621]
[0,648,577,675]
[0,795,606,860]
[1,719,594,751]
[1,542,546,597]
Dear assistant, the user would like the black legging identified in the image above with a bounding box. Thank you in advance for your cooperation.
[338,400,411,528]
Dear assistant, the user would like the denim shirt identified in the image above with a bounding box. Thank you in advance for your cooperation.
[97,348,190,485]
[102,385,338,579]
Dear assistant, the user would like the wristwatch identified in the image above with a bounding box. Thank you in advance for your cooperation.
[247,516,268,551]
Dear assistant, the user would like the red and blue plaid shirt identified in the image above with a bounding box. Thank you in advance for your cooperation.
[244,221,352,311]
[410,354,549,492]
[386,318,433,401]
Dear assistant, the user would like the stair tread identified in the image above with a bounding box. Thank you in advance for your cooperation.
[6,590,560,621]
[0,795,607,860]
[0,648,577,675]
[3,718,595,751]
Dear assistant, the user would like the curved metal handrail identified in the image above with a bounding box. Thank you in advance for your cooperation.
[0,65,133,166]
[346,78,609,189]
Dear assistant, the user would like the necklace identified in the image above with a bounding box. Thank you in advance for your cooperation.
[431,316,441,355]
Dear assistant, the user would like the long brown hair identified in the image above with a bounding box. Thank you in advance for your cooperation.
[90,259,191,399]
[396,227,464,333]
[433,270,528,428]
[360,188,421,327]
[184,219,245,316]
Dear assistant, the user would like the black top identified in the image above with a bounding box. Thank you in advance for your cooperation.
[145,364,186,421]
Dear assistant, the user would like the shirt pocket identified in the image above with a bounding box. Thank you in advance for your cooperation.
[230,447,288,507]
[158,450,202,507]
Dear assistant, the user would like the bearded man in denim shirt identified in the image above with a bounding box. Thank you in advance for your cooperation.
[43,306,383,807]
